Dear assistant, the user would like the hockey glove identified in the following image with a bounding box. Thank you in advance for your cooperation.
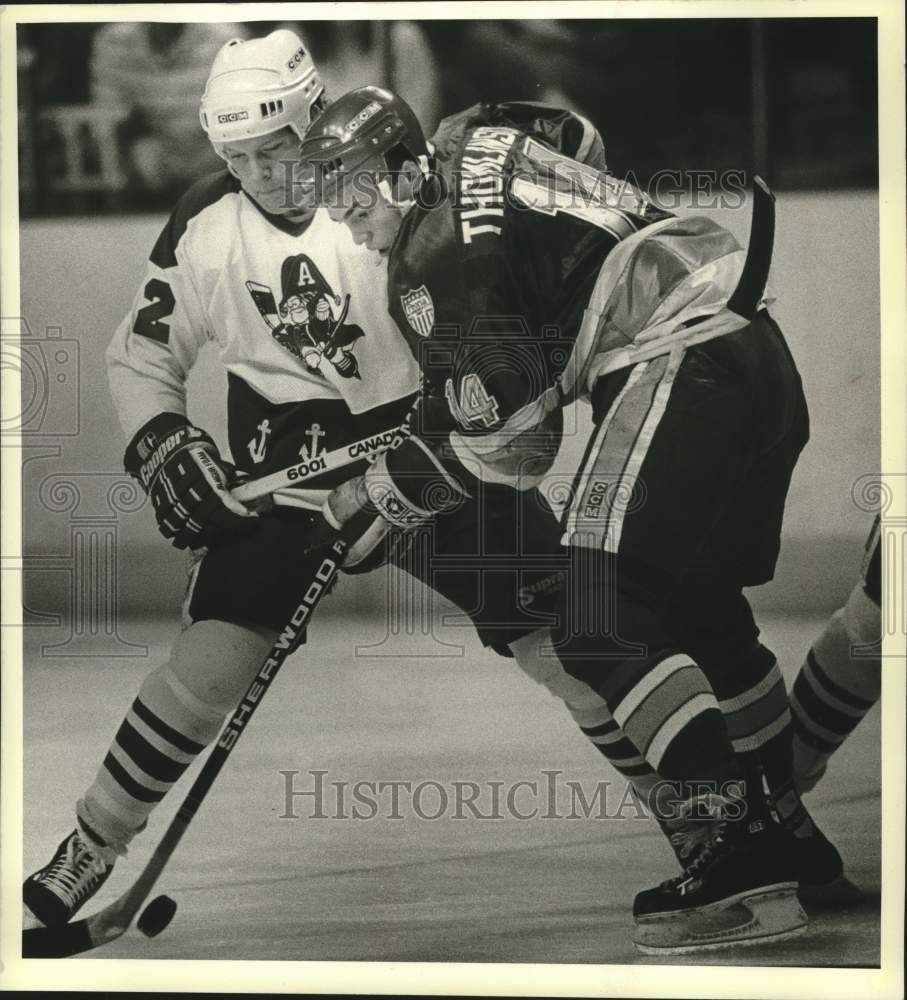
[310,435,470,573]
[125,412,258,550]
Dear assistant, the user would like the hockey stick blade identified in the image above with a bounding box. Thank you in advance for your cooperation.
[23,537,349,958]
[23,894,135,958]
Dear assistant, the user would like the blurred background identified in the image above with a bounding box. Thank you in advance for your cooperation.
[17,18,878,213]
[12,16,880,641]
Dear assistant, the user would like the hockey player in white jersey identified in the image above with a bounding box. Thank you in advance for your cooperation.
[23,29,589,929]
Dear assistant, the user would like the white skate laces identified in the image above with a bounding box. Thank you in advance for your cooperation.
[662,792,738,887]
[668,822,714,863]
[36,832,112,910]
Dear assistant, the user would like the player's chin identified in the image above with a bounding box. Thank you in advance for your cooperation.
[252,188,312,217]
[290,185,318,213]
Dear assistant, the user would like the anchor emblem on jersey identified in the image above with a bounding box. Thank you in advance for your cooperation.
[245,253,366,379]
[247,419,272,465]
[298,422,325,461]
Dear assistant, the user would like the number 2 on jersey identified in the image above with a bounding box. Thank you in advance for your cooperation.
[133,278,175,344]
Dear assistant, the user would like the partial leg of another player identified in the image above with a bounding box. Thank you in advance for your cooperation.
[790,518,882,794]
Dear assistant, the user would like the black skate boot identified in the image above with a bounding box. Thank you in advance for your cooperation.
[23,829,115,928]
[633,794,808,954]
[766,779,862,905]
[793,826,863,904]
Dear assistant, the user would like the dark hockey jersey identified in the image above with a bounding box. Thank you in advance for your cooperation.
[428,100,607,174]
[387,103,751,488]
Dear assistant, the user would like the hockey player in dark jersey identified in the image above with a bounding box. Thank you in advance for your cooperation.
[301,86,851,952]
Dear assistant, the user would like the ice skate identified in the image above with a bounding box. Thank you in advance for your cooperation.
[634,795,808,954]
[791,823,863,905]
[765,777,863,905]
[23,829,116,928]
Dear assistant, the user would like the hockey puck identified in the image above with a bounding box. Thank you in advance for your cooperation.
[137,895,177,938]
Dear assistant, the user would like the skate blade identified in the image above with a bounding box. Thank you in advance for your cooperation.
[633,886,809,955]
[799,874,864,907]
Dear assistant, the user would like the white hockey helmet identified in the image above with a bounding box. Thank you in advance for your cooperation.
[199,29,325,145]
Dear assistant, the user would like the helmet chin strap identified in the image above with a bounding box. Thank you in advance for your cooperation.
[376,177,407,210]
[376,153,431,210]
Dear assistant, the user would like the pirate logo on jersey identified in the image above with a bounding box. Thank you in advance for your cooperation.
[400,286,435,338]
[245,254,365,379]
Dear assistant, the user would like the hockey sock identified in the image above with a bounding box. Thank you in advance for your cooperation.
[549,560,745,801]
[77,620,276,853]
[685,632,825,839]
[553,556,744,797]
[77,662,218,853]
[701,641,817,838]
[573,709,660,793]
[790,583,881,792]
[508,630,663,812]
[592,651,744,794]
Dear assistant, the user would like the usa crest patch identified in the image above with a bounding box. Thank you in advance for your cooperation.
[400,286,435,337]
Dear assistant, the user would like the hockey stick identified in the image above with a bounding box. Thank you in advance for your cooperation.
[726,175,775,319]
[22,536,349,958]
[231,424,408,504]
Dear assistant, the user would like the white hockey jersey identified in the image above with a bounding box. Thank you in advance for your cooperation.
[106,170,422,445]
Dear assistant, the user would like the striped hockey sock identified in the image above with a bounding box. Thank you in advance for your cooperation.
[604,652,743,790]
[707,642,815,838]
[508,630,666,818]
[568,701,663,811]
[77,661,224,853]
[790,584,881,793]
[714,644,791,763]
[75,620,277,853]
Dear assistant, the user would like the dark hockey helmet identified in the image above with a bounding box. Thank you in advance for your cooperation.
[301,86,430,202]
